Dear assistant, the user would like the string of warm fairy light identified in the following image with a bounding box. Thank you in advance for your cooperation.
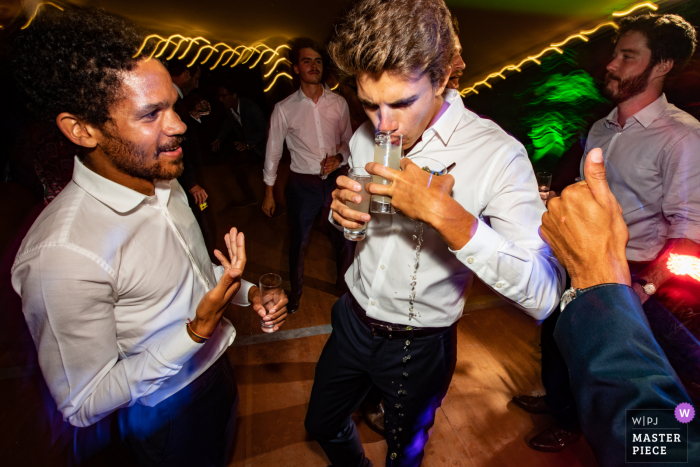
[667,254,700,282]
[459,1,659,96]
[134,34,292,92]
[20,2,63,29]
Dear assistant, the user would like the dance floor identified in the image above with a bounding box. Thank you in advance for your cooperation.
[0,155,598,466]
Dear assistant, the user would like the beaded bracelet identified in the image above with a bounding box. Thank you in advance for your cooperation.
[186,319,212,341]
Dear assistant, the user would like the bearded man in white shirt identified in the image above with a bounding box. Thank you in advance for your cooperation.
[513,13,700,453]
[10,7,287,466]
[262,37,354,313]
[303,1,563,465]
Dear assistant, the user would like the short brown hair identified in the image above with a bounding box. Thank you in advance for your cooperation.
[617,14,697,71]
[329,0,455,88]
[289,37,324,66]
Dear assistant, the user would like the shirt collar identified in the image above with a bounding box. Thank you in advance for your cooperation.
[633,93,668,128]
[172,83,184,100]
[605,93,668,129]
[72,156,171,213]
[296,86,327,104]
[426,88,464,145]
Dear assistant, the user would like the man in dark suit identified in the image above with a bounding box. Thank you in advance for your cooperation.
[539,148,699,466]
[211,82,267,209]
[168,61,214,252]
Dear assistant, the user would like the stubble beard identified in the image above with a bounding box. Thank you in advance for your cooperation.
[100,127,185,182]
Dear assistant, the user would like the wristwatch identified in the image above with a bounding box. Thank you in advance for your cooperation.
[559,284,621,312]
[632,277,657,296]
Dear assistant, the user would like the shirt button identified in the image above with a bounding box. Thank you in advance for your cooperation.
[467,257,475,264]
[392,228,399,234]
[495,282,503,289]
[380,265,386,270]
[371,300,376,306]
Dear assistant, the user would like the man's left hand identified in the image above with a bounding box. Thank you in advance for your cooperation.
[365,158,477,250]
[249,286,288,331]
[188,185,208,205]
[323,154,342,175]
[235,141,247,152]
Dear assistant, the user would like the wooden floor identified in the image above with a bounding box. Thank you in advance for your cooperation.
[0,156,598,466]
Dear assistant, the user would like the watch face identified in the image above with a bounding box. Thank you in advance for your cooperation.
[643,283,657,295]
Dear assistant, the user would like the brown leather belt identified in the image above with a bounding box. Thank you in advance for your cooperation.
[349,294,453,339]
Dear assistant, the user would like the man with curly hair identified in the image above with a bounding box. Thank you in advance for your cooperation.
[10,6,287,465]
[304,0,563,465]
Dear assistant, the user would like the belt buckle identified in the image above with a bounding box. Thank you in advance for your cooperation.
[371,323,393,339]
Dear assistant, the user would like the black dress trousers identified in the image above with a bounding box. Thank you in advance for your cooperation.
[305,294,457,467]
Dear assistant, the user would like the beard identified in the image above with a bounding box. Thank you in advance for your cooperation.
[603,63,654,103]
[100,128,185,181]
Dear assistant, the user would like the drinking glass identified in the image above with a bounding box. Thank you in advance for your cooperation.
[259,273,282,333]
[344,168,372,241]
[370,130,402,214]
[319,147,334,180]
[198,100,211,116]
[536,171,552,206]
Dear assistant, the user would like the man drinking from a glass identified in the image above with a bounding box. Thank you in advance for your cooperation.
[303,1,564,466]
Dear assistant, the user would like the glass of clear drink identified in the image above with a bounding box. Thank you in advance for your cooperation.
[536,171,552,206]
[370,130,402,214]
[344,168,372,241]
[259,273,282,333]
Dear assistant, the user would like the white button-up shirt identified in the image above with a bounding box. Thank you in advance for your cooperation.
[581,94,700,261]
[341,89,563,327]
[11,157,253,427]
[264,87,352,185]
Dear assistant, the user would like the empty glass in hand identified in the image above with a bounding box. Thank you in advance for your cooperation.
[259,273,282,333]
[344,168,372,241]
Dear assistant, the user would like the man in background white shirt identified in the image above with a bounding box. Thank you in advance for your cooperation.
[262,37,354,313]
[303,1,563,465]
[10,7,287,465]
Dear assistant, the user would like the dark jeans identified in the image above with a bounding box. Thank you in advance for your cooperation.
[72,355,238,467]
[287,170,352,299]
[305,294,457,467]
[230,149,258,205]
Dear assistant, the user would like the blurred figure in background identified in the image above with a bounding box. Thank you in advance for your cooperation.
[169,61,215,253]
[212,81,267,208]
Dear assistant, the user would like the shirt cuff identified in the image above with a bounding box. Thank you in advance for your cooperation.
[450,218,501,273]
[232,279,255,307]
[667,222,700,244]
[154,324,203,367]
[190,116,201,124]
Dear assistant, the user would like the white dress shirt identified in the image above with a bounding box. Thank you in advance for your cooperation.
[264,87,352,186]
[581,94,700,261]
[11,157,254,427]
[339,89,564,327]
[230,101,242,125]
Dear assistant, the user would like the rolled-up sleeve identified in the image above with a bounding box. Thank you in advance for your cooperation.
[662,129,700,242]
[11,246,202,427]
[452,144,564,320]
[263,104,287,186]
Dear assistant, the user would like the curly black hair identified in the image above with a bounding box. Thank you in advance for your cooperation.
[617,14,697,72]
[11,6,156,127]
